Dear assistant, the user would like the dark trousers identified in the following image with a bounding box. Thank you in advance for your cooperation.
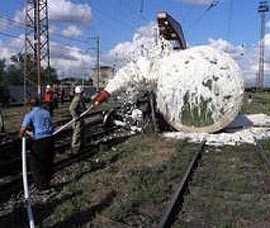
[43,102,53,117]
[31,136,54,189]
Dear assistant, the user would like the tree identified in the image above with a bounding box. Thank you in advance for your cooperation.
[5,52,26,85]
[5,52,58,86]
[42,66,58,85]
[0,59,6,84]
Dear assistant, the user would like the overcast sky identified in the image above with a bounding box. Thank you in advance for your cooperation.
[0,0,269,86]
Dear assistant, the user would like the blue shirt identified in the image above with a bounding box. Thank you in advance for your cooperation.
[22,106,54,139]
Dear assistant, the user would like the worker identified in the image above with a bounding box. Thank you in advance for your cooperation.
[248,92,252,104]
[52,83,59,109]
[69,84,75,102]
[0,109,4,133]
[20,97,55,190]
[44,84,53,116]
[2,86,10,108]
[69,86,86,154]
[59,84,65,105]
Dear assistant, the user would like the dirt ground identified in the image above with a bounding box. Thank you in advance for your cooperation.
[1,91,270,227]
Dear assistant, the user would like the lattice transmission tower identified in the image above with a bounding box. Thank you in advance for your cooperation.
[257,1,269,90]
[24,0,51,102]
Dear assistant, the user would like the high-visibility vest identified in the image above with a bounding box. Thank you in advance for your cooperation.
[44,90,53,102]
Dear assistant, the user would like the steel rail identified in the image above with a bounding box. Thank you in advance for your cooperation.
[0,126,134,202]
[158,139,206,228]
[253,136,270,176]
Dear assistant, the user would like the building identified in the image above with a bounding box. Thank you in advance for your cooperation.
[92,66,115,90]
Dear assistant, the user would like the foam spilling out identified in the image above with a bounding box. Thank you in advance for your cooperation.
[156,46,244,133]
[162,114,270,146]
[105,41,244,133]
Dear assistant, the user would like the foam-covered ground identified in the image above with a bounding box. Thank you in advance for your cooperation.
[162,114,270,146]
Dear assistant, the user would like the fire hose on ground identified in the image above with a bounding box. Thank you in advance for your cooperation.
[22,136,35,228]
[20,91,110,228]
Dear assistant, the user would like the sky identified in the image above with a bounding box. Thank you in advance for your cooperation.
[0,0,269,86]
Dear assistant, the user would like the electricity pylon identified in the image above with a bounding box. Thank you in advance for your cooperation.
[257,1,269,90]
[24,0,51,102]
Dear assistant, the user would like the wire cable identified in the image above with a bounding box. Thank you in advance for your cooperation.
[186,0,219,33]
[226,0,233,40]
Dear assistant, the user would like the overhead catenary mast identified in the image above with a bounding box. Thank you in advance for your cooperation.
[257,1,269,90]
[24,0,51,102]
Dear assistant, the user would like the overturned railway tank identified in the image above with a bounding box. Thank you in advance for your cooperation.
[94,12,244,133]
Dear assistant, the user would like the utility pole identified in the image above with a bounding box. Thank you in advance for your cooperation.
[24,0,51,102]
[88,36,100,91]
[96,36,100,91]
[257,1,269,90]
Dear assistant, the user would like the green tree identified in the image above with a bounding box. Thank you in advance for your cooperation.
[5,52,58,85]
[0,59,6,84]
[42,66,58,85]
[5,52,25,85]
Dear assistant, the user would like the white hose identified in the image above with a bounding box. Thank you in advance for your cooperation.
[53,105,93,136]
[22,137,35,228]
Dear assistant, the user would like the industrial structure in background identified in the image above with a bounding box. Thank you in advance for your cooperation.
[92,66,114,90]
[24,0,51,102]
[257,1,269,90]
[91,36,100,91]
[92,12,188,91]
[157,11,187,50]
[21,1,270,103]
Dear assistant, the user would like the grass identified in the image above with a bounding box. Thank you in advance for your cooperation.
[178,144,270,227]
[104,137,200,226]
[2,91,270,227]
[241,91,270,114]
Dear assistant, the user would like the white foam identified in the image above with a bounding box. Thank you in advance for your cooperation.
[163,114,270,146]
[105,40,244,133]
[156,46,244,132]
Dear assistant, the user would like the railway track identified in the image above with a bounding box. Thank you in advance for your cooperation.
[2,132,269,227]
[253,137,270,176]
[158,140,206,228]
[170,141,270,227]
[0,108,139,204]
[157,137,270,227]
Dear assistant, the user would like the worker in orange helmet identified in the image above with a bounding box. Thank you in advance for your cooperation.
[44,84,54,116]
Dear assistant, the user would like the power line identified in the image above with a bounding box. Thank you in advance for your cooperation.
[140,0,144,13]
[0,15,93,45]
[0,30,23,39]
[12,0,25,8]
[226,0,233,40]
[186,0,219,33]
[92,2,139,31]
[47,0,94,44]
[119,0,150,23]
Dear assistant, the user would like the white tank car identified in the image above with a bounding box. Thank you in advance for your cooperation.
[103,45,244,133]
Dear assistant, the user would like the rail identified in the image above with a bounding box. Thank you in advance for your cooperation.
[158,139,206,228]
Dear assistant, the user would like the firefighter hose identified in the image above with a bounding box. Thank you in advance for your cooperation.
[22,137,35,228]
[93,90,110,105]
[53,104,94,136]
